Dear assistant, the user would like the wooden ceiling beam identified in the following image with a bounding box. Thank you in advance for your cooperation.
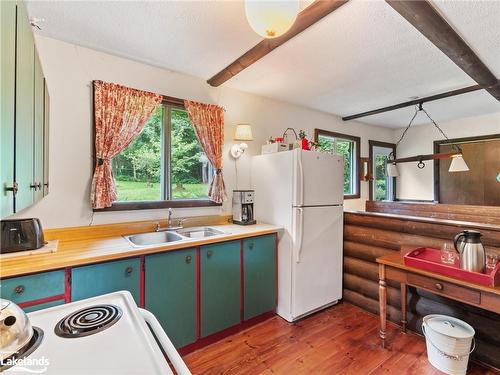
[207,0,348,87]
[386,0,500,101]
[342,84,483,121]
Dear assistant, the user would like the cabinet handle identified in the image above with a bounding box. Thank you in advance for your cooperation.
[435,283,444,291]
[14,285,25,294]
[30,182,42,190]
[207,250,213,258]
[5,182,18,196]
[125,266,133,276]
[185,255,192,264]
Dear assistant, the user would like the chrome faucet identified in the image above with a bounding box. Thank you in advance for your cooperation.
[167,208,173,228]
[155,208,186,232]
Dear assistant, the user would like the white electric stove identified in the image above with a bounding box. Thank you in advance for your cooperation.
[4,291,191,374]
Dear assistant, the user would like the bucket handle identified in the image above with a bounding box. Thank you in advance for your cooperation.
[422,324,475,361]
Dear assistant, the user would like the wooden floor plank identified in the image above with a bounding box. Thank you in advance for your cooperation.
[184,302,497,375]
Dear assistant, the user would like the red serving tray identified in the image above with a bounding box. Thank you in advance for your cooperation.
[404,247,500,287]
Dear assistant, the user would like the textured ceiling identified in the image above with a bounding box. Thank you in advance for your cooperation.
[26,0,500,128]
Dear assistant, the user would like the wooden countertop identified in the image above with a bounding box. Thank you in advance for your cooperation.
[377,252,500,296]
[0,223,282,279]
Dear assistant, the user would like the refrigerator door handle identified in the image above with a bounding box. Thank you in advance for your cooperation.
[298,151,304,206]
[295,208,304,263]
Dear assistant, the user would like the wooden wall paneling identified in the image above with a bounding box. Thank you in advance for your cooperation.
[483,141,500,206]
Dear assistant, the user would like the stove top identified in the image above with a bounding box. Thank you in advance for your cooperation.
[54,304,122,338]
[4,292,174,374]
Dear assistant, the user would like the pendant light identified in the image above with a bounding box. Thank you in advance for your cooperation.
[386,103,469,177]
[245,0,299,39]
[449,154,469,172]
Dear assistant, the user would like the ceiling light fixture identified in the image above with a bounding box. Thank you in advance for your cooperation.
[386,103,469,177]
[245,0,299,39]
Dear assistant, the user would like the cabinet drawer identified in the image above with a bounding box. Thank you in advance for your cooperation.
[71,258,140,304]
[1,270,65,304]
[407,273,480,304]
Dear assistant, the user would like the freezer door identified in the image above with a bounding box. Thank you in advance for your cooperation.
[291,205,343,319]
[293,149,344,207]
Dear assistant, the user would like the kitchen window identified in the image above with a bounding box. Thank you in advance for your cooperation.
[314,129,360,199]
[369,140,396,201]
[98,98,219,211]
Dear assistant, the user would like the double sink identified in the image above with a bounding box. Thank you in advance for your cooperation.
[124,227,226,247]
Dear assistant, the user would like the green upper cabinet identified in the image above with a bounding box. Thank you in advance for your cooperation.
[0,0,16,217]
[0,0,49,218]
[15,0,35,211]
[71,258,141,304]
[200,241,241,337]
[243,235,277,320]
[145,249,196,348]
[33,53,45,202]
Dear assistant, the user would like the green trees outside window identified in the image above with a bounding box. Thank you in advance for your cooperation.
[112,104,211,202]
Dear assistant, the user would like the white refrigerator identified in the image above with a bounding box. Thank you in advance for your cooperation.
[251,149,344,322]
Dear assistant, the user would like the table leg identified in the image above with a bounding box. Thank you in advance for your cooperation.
[379,264,387,348]
[401,283,407,333]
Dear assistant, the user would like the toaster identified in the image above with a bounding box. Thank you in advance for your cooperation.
[0,218,45,254]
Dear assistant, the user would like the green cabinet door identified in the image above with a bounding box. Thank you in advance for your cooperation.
[243,234,277,320]
[145,249,196,348]
[201,241,241,337]
[0,0,16,217]
[33,52,45,202]
[15,1,35,211]
[71,258,140,304]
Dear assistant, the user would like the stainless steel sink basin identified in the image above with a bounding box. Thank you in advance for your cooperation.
[125,231,184,247]
[176,227,225,239]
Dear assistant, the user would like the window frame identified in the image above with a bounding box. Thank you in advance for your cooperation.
[314,129,361,199]
[368,140,396,201]
[93,95,221,212]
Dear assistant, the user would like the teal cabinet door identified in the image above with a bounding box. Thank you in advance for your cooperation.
[1,270,65,305]
[243,235,277,320]
[33,52,45,202]
[0,0,16,217]
[24,299,64,313]
[71,258,140,304]
[201,241,241,337]
[15,1,35,211]
[145,249,196,348]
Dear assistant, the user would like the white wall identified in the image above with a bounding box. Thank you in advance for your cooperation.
[9,36,394,228]
[394,111,500,200]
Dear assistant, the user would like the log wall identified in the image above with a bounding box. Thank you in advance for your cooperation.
[365,201,500,225]
[343,211,500,369]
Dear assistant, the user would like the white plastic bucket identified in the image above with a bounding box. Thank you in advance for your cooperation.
[422,315,475,375]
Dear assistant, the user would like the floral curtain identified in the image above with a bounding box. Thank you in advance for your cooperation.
[184,100,227,203]
[91,81,162,209]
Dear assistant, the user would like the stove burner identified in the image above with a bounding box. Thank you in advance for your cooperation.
[54,304,122,338]
[0,327,44,371]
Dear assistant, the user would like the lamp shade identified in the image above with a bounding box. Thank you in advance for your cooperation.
[234,124,254,141]
[245,0,299,39]
[448,154,469,172]
[387,162,399,177]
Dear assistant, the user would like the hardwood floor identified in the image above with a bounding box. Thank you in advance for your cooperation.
[184,302,497,375]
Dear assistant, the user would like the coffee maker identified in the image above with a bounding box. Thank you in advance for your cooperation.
[232,190,256,225]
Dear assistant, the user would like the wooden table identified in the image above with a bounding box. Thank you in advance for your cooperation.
[376,252,500,348]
